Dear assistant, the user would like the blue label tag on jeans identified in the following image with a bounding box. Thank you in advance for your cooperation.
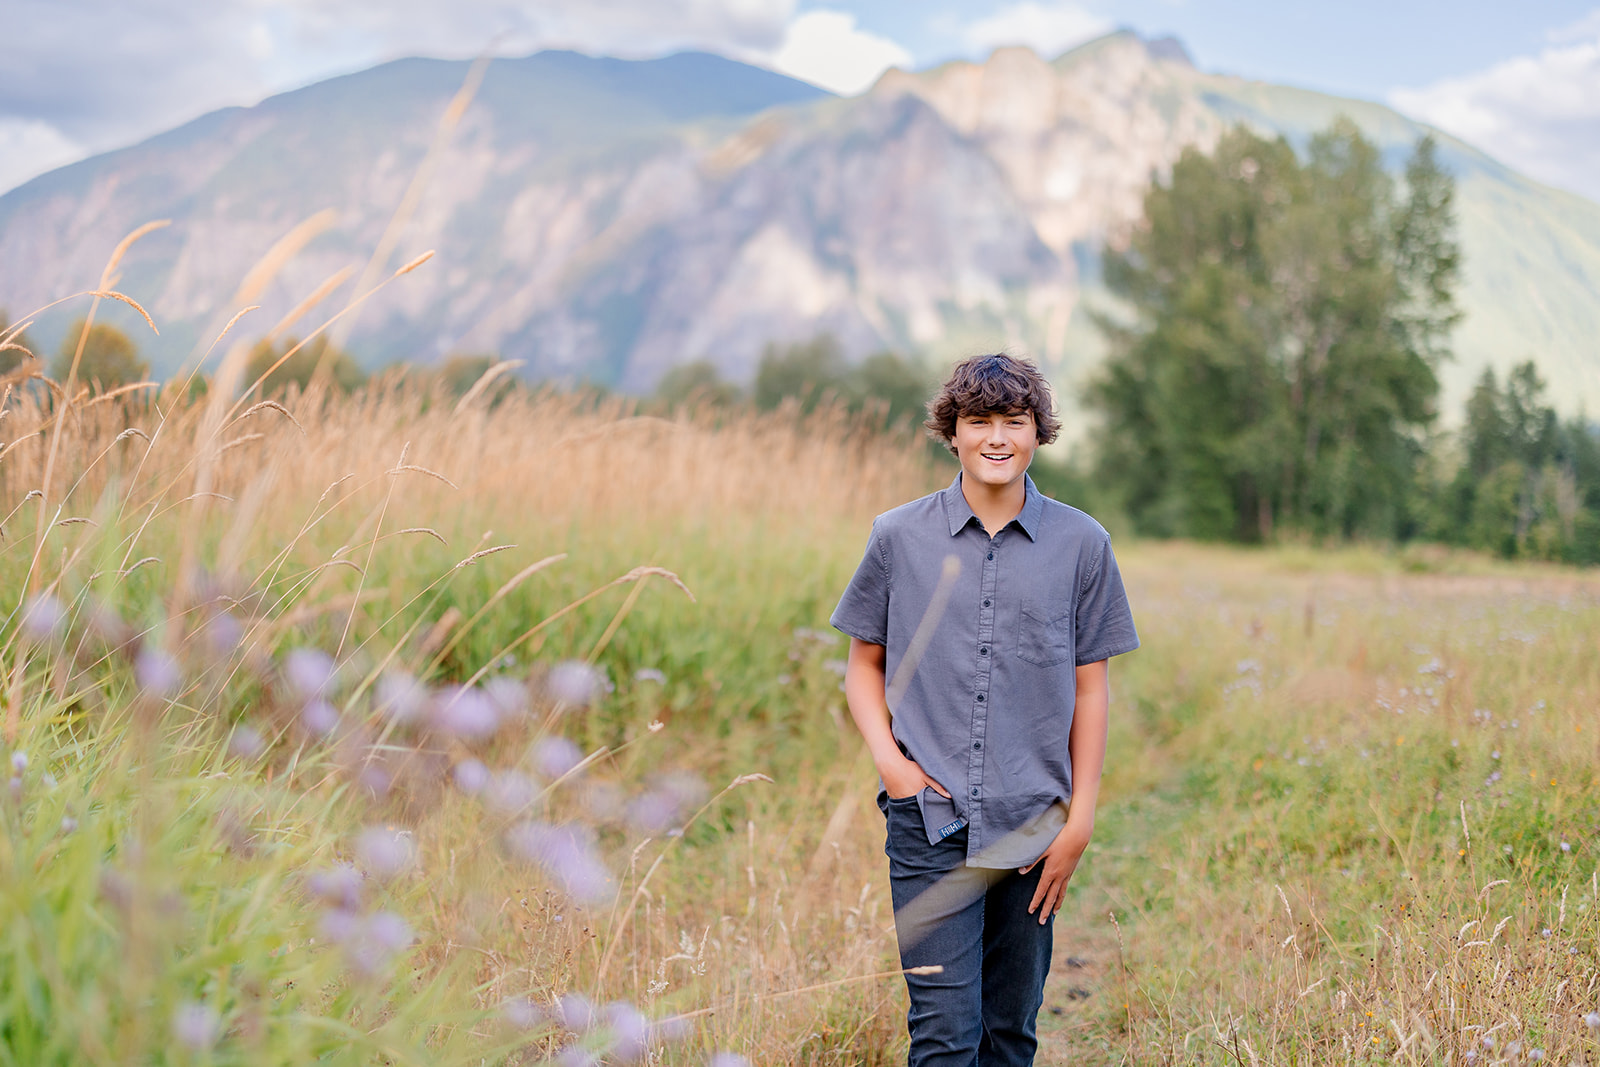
[938,818,967,839]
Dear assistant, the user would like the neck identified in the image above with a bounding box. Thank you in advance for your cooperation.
[961,473,1027,537]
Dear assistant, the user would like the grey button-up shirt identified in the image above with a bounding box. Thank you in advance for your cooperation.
[831,473,1139,869]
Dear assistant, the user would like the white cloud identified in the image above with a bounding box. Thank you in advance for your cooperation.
[0,0,798,173]
[768,10,912,95]
[0,119,85,194]
[1390,17,1600,202]
[962,2,1113,60]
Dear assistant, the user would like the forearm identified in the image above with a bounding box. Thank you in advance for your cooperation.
[843,638,900,770]
[1066,660,1110,830]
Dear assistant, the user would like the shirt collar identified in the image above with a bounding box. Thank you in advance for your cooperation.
[943,472,1043,540]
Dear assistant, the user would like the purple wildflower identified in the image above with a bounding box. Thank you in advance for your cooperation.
[358,764,393,799]
[343,910,413,976]
[319,906,362,943]
[452,759,490,795]
[554,1048,600,1067]
[483,770,536,814]
[171,1002,221,1050]
[604,1001,652,1061]
[546,661,604,707]
[203,612,244,658]
[19,593,65,642]
[556,993,597,1032]
[355,827,415,881]
[375,670,428,725]
[627,772,707,835]
[506,821,614,903]
[228,724,265,760]
[135,648,183,700]
[501,996,543,1029]
[533,736,584,779]
[484,676,529,717]
[583,781,624,820]
[284,649,336,700]
[306,863,364,910]
[430,686,500,742]
[709,1055,753,1067]
[10,751,26,773]
[300,700,340,737]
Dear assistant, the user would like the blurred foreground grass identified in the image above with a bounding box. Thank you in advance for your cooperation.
[0,368,1596,1065]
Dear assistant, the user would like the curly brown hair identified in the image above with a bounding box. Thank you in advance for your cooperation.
[924,353,1061,454]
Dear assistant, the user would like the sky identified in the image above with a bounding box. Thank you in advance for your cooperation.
[3,1,1599,202]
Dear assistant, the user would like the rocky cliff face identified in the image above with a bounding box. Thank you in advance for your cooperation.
[2,37,1597,416]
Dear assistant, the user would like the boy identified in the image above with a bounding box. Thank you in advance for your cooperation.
[831,353,1138,1066]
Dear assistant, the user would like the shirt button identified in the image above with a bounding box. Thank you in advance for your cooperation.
[983,599,991,608]
[979,646,988,655]
[976,693,985,702]
[987,551,994,561]
[971,787,980,797]
[973,741,982,750]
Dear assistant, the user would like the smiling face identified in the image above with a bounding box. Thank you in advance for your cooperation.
[952,409,1039,491]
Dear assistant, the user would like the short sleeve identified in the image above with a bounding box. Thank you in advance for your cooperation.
[1075,537,1139,665]
[830,522,890,645]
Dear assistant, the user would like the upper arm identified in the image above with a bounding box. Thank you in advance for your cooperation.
[848,637,887,675]
[1075,658,1108,699]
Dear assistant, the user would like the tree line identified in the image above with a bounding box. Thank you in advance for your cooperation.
[0,313,930,430]
[1087,118,1600,564]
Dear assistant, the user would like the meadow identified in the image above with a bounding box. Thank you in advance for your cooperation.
[1,275,1597,1066]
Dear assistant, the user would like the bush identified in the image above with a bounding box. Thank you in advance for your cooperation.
[50,318,148,390]
[0,310,39,376]
[244,335,366,396]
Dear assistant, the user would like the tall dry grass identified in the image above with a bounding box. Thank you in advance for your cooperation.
[0,326,940,1063]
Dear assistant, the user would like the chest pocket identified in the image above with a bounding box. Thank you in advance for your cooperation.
[1017,597,1073,667]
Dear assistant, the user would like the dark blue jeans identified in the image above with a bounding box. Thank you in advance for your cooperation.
[882,793,1054,1066]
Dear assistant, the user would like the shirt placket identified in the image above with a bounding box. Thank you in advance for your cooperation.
[967,527,1002,856]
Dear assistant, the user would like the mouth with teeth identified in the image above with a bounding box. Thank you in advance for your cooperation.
[980,453,1013,463]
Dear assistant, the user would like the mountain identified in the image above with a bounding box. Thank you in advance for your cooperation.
[1,36,1597,422]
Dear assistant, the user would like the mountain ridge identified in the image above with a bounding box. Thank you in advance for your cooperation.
[1,36,1596,421]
